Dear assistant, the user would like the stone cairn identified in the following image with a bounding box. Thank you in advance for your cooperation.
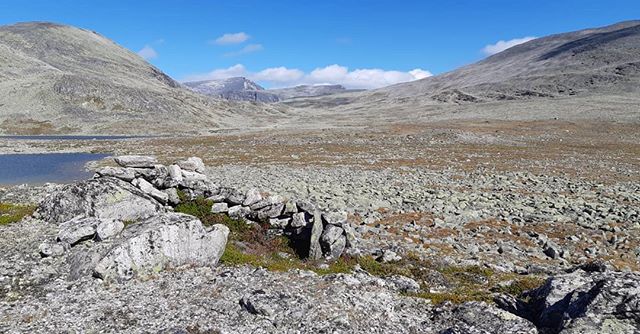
[96,155,355,260]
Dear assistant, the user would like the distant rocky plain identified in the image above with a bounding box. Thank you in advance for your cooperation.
[1,21,640,333]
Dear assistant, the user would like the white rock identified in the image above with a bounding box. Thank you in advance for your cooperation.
[114,155,158,168]
[177,157,206,173]
[39,241,65,257]
[132,178,169,204]
[96,167,136,182]
[211,202,229,213]
[163,188,181,206]
[93,213,229,282]
[243,188,263,206]
[167,164,183,184]
[57,216,99,245]
[96,219,125,241]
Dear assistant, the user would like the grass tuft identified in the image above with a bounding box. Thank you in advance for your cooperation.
[0,203,36,225]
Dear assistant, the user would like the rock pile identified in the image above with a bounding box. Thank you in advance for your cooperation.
[97,155,355,260]
[34,155,355,282]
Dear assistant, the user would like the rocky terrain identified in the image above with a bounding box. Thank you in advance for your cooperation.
[1,155,639,333]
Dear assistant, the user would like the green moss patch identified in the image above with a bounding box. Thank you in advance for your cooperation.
[0,203,36,225]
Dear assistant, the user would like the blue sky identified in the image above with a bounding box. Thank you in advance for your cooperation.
[1,0,638,88]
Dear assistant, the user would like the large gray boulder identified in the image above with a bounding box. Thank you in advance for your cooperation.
[35,177,164,224]
[525,268,640,333]
[93,213,229,282]
[433,301,538,334]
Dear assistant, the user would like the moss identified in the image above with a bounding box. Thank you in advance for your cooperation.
[0,203,36,225]
[495,275,546,297]
[408,288,493,305]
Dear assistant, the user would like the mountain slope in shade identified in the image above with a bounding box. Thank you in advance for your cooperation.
[376,20,640,103]
[0,22,272,135]
[183,77,280,103]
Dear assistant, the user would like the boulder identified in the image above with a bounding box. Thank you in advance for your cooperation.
[243,188,263,206]
[39,241,65,258]
[96,219,125,241]
[96,167,136,182]
[308,210,324,260]
[114,155,158,168]
[290,212,310,228]
[57,216,100,245]
[321,225,344,245]
[256,203,284,220]
[163,188,181,206]
[35,177,164,224]
[177,157,206,173]
[433,301,538,334]
[211,202,229,214]
[269,217,290,228]
[228,205,251,219]
[93,213,229,282]
[167,164,183,184]
[132,177,169,204]
[525,269,640,333]
[322,211,348,226]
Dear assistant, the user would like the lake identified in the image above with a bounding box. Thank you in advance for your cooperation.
[0,153,109,186]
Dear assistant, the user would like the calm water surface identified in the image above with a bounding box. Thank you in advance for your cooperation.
[0,153,109,186]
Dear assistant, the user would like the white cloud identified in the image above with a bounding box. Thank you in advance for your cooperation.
[137,45,158,60]
[224,44,264,57]
[253,67,305,83]
[213,32,250,45]
[182,64,432,89]
[482,36,536,55]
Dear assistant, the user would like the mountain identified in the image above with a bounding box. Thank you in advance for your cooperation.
[268,84,362,100]
[375,20,640,104]
[0,22,271,135]
[183,77,280,103]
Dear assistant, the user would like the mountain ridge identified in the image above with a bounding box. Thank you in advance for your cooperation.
[0,22,275,135]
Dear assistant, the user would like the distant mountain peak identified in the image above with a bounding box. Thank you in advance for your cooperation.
[183,77,278,103]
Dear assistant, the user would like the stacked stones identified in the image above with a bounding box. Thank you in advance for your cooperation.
[96,155,355,260]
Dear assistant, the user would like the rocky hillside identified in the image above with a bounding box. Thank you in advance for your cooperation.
[183,77,280,103]
[269,84,361,100]
[183,79,362,102]
[378,20,640,103]
[0,22,273,135]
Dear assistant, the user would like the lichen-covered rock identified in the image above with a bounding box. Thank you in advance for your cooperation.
[96,166,136,182]
[432,301,538,334]
[35,177,164,224]
[243,188,262,206]
[96,219,125,241]
[93,213,229,282]
[57,216,100,245]
[211,202,229,213]
[308,210,324,260]
[114,155,158,168]
[177,157,206,173]
[525,269,640,333]
[132,177,169,204]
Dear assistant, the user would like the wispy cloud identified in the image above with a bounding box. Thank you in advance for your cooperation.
[137,45,158,60]
[182,64,432,89]
[482,36,536,55]
[213,32,250,45]
[224,44,264,57]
